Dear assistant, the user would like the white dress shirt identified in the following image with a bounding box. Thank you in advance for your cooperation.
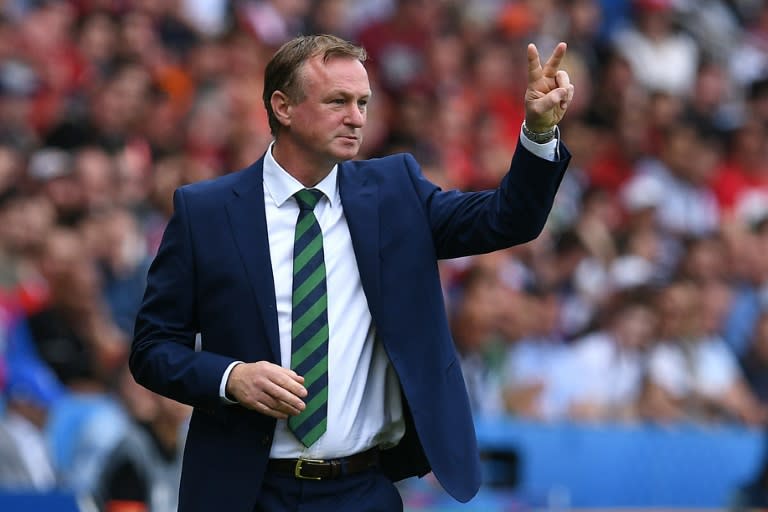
[219,129,558,459]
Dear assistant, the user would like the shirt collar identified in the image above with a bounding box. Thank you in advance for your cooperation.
[263,141,339,208]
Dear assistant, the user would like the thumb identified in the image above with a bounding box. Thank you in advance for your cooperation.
[548,87,569,109]
[529,87,568,115]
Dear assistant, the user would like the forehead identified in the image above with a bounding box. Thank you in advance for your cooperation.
[300,55,370,96]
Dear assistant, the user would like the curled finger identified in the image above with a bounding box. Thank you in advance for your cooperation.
[264,380,306,412]
[254,396,289,419]
[275,398,303,416]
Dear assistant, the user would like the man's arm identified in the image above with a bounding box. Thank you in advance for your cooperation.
[418,42,574,258]
[408,141,571,259]
[131,188,307,418]
[129,188,236,410]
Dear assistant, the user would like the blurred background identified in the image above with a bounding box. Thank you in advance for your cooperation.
[0,0,767,510]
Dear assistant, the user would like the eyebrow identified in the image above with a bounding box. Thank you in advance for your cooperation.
[326,89,372,99]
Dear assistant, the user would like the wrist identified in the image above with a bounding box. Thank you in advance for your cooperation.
[221,361,243,403]
[522,121,557,143]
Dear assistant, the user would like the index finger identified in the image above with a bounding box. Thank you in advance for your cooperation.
[541,42,567,79]
[527,43,543,85]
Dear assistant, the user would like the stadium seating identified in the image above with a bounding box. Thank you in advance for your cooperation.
[474,418,766,508]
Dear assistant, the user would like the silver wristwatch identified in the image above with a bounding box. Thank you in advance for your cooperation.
[522,121,557,143]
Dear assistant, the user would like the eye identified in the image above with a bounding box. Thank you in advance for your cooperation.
[358,99,368,108]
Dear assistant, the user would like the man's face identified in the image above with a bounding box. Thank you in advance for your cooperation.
[284,55,370,167]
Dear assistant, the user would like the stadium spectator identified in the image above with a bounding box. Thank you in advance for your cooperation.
[72,145,118,213]
[609,223,664,289]
[741,310,768,404]
[502,287,571,421]
[13,227,125,391]
[683,59,740,137]
[611,0,699,95]
[0,357,63,490]
[355,0,438,97]
[451,264,507,417]
[747,76,768,126]
[92,365,190,512]
[621,121,720,238]
[533,229,594,338]
[712,116,768,225]
[82,207,151,337]
[675,234,730,285]
[0,187,54,313]
[563,287,658,422]
[722,218,768,357]
[644,279,766,425]
[27,147,86,227]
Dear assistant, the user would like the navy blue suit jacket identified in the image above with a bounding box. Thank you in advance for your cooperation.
[130,141,570,512]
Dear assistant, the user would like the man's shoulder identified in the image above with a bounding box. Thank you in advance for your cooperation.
[344,152,417,175]
[179,161,262,199]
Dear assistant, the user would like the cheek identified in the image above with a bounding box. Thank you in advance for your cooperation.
[306,111,343,133]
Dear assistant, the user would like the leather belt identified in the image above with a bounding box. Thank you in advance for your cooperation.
[267,447,380,480]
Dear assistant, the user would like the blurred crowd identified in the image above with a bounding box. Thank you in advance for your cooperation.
[0,0,767,508]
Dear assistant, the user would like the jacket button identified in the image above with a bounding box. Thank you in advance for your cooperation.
[261,434,271,446]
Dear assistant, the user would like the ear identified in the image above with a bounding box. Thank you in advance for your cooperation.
[271,90,292,130]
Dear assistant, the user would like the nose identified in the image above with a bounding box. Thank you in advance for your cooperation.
[344,105,365,127]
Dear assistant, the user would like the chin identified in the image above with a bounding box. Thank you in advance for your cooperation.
[332,145,361,161]
[339,151,360,161]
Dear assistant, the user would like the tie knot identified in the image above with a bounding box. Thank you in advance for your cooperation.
[294,188,323,211]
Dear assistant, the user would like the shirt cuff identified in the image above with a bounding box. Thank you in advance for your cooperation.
[220,361,243,404]
[519,124,559,162]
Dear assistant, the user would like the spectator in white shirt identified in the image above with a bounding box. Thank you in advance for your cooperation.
[644,279,766,425]
[561,287,658,422]
[612,0,699,96]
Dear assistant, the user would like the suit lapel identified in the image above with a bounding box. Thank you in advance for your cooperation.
[339,161,381,317]
[225,159,281,363]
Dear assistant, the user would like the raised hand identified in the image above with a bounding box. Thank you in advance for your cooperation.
[524,42,575,133]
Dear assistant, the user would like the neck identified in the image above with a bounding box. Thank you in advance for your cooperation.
[272,138,335,187]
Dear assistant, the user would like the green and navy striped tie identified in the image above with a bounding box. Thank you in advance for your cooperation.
[288,188,329,447]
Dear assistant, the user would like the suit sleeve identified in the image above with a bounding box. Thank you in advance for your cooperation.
[130,188,237,410]
[405,139,571,259]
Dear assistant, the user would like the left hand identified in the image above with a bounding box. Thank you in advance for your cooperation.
[524,42,574,133]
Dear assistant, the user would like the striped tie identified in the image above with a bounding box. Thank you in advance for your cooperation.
[288,188,329,447]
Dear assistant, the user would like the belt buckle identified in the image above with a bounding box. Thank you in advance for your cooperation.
[294,458,325,480]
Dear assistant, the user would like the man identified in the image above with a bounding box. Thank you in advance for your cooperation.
[130,34,573,512]
[0,358,62,490]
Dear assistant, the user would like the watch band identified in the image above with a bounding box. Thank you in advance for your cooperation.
[522,121,557,144]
